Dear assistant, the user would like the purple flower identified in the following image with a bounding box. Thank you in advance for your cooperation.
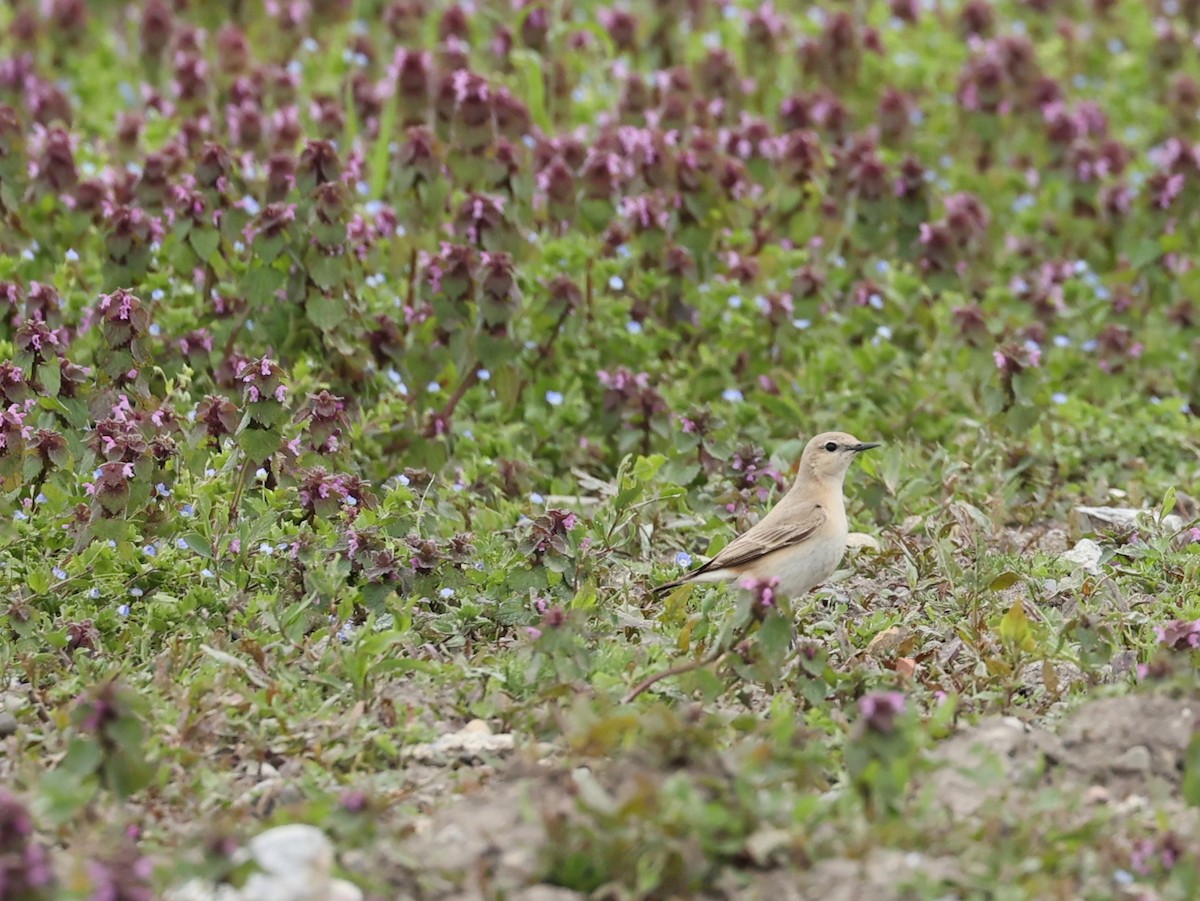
[858,691,907,734]
[740,575,781,616]
[0,789,54,892]
[1154,619,1200,651]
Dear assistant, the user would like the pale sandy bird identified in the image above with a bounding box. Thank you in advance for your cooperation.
[654,431,879,598]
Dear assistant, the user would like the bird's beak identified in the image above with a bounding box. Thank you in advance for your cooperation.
[851,442,881,452]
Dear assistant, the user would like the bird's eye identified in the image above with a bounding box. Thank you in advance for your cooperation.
[823,441,838,452]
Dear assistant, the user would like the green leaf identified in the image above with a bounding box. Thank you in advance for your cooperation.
[307,292,348,331]
[1182,730,1200,808]
[510,50,549,132]
[990,572,1021,591]
[1160,486,1178,521]
[181,533,213,559]
[105,753,154,800]
[308,252,345,290]
[37,360,61,397]
[59,736,103,780]
[998,598,1035,652]
[189,227,220,262]
[237,427,281,462]
[632,454,666,483]
[757,612,794,670]
[38,767,98,826]
[243,265,286,305]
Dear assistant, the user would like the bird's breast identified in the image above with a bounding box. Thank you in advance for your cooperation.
[752,532,848,599]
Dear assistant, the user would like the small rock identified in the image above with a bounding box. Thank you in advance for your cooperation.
[248,824,333,877]
[0,712,17,738]
[165,880,241,901]
[845,532,882,552]
[1111,745,1153,774]
[866,627,907,658]
[241,824,356,901]
[1036,528,1069,555]
[509,889,586,901]
[402,721,515,765]
[744,827,794,866]
[1060,539,1103,575]
[1070,505,1183,539]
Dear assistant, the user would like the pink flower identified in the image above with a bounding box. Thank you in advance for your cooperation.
[858,691,906,733]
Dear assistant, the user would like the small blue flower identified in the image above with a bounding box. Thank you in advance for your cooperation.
[397,474,411,487]
[675,551,692,567]
[176,538,189,550]
[201,568,214,578]
[439,587,455,599]
[1052,392,1068,405]
[181,504,195,517]
[255,468,268,480]
[1053,335,1071,348]
[530,493,545,505]
[117,604,130,617]
[143,544,157,557]
[626,321,642,334]
[608,275,625,291]
[130,587,144,597]
[89,588,101,599]
[156,483,170,497]
[52,567,67,580]
[545,390,564,406]
[722,388,744,403]
[792,318,812,329]
[477,368,491,381]
[259,542,274,555]
[65,248,79,262]
[728,295,742,309]
[35,493,47,504]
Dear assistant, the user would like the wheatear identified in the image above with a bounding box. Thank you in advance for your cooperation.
[654,431,879,598]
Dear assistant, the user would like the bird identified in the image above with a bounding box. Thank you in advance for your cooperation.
[653,431,880,599]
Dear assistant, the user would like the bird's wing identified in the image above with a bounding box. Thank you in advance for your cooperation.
[700,502,826,572]
[651,502,828,594]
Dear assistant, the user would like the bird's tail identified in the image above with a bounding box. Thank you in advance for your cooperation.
[651,578,684,596]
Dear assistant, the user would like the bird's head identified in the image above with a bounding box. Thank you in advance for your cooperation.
[797,431,880,484]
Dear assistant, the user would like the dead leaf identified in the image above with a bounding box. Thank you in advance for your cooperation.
[867,627,908,658]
